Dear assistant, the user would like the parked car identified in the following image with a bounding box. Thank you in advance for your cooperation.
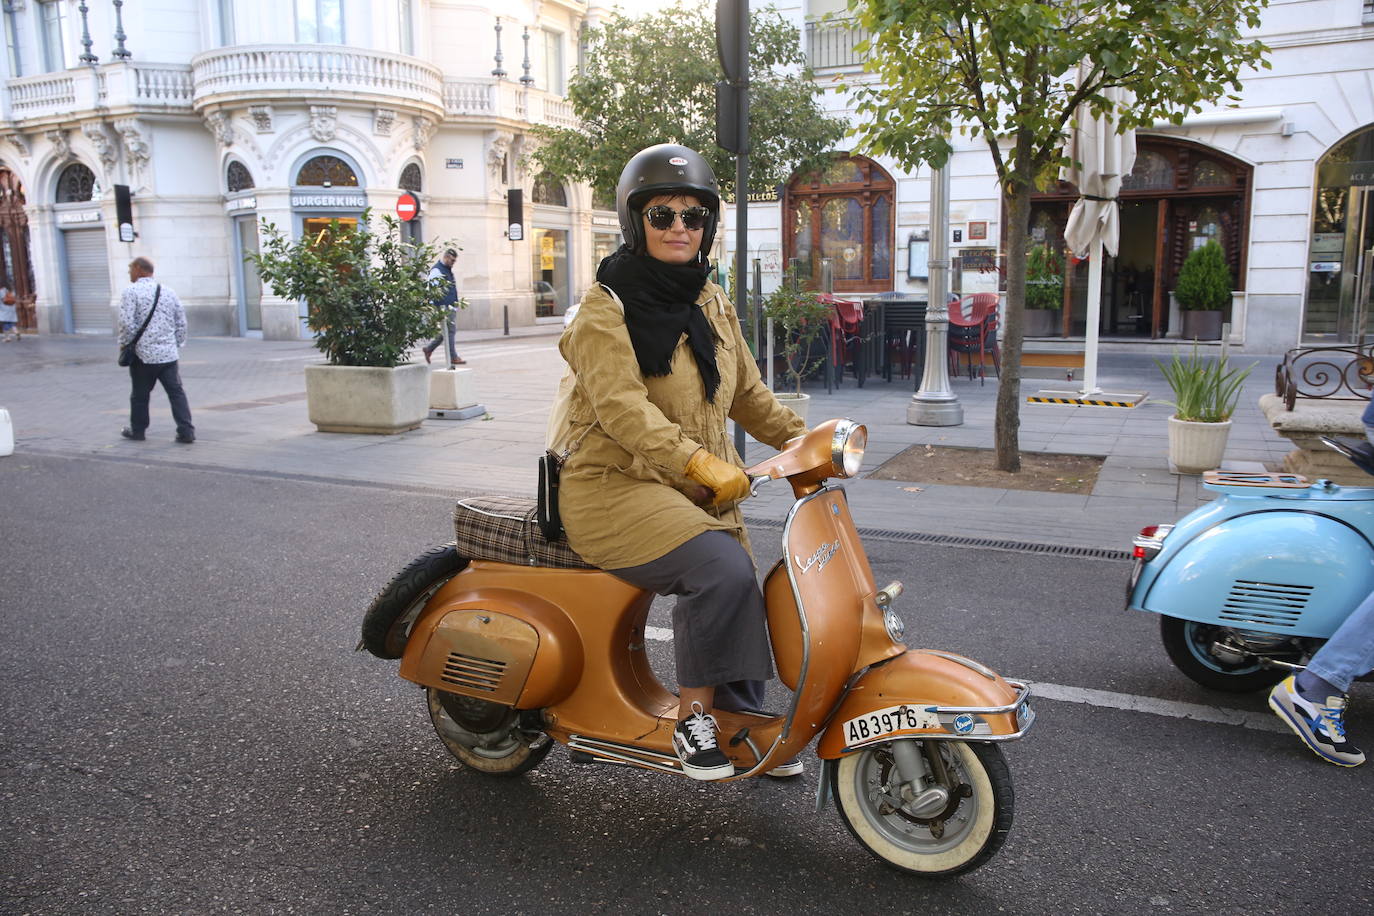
[534,281,556,317]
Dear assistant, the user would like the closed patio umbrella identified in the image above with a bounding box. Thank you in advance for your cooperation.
[1062,76,1137,396]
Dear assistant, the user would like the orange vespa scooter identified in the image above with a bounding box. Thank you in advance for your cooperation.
[360,419,1035,877]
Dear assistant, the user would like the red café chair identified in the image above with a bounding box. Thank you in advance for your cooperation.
[819,294,864,385]
[947,293,1001,384]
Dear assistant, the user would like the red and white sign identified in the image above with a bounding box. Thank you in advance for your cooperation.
[395,191,419,222]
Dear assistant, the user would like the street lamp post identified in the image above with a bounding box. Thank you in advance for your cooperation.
[908,163,962,426]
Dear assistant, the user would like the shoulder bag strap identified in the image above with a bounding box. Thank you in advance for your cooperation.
[129,284,162,348]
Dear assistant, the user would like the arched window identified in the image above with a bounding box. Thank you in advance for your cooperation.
[56,163,100,203]
[532,171,567,206]
[226,161,255,193]
[399,163,422,192]
[1121,150,1175,191]
[295,154,358,187]
[1303,123,1374,342]
[785,152,894,291]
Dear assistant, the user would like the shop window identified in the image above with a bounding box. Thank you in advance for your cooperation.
[1121,150,1174,191]
[532,171,567,206]
[399,163,422,192]
[1191,159,1233,188]
[785,153,894,292]
[295,155,358,187]
[226,161,254,193]
[1303,123,1374,342]
[56,163,99,203]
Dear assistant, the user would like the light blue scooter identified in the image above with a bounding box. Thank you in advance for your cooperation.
[1126,436,1374,692]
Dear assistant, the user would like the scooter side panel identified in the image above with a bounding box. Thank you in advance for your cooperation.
[815,651,1028,759]
[399,562,602,708]
[1137,511,1374,638]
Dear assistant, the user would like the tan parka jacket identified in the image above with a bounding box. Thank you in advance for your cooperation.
[552,280,806,570]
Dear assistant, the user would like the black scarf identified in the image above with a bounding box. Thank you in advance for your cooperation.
[596,246,720,403]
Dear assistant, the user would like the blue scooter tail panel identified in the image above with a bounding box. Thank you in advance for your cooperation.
[1136,506,1374,638]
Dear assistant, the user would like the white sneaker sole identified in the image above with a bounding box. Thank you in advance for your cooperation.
[765,760,805,778]
[1268,689,1365,767]
[679,758,735,780]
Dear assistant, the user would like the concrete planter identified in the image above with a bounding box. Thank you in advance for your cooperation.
[1167,416,1231,474]
[1181,309,1223,340]
[304,362,430,434]
[1024,308,1060,337]
[776,392,811,425]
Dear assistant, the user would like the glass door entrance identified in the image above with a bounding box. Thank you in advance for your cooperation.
[1304,186,1374,343]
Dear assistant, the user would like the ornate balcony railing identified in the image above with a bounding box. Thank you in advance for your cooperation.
[1275,345,1373,410]
[191,45,445,116]
[5,61,194,122]
[442,78,579,128]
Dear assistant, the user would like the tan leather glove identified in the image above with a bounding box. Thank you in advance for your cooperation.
[684,448,751,507]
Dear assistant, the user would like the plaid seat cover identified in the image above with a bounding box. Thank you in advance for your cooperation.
[452,495,595,570]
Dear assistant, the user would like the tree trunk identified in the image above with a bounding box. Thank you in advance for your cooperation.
[995,177,1033,472]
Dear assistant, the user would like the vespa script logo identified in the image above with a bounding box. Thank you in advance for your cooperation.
[794,539,841,575]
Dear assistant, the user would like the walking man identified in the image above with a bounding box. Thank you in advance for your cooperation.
[422,248,463,365]
[117,256,195,444]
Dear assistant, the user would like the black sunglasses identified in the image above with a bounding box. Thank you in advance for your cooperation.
[644,205,711,231]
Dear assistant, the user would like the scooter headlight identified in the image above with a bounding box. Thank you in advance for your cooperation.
[831,420,867,478]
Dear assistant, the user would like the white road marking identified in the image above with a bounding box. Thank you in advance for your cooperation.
[637,628,1285,733]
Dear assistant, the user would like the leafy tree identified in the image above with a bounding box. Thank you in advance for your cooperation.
[847,0,1269,470]
[1174,240,1232,311]
[530,2,846,201]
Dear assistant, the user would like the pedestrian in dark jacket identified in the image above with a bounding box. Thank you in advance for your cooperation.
[422,248,463,365]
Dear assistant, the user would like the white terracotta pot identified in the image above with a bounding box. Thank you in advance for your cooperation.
[1168,416,1232,474]
[776,391,811,425]
[304,362,430,434]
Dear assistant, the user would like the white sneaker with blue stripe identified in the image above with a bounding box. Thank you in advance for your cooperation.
[1268,675,1365,767]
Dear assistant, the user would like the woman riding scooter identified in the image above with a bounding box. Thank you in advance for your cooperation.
[551,143,807,779]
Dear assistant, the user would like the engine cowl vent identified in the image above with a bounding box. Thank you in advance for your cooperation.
[441,652,506,692]
[1218,580,1313,628]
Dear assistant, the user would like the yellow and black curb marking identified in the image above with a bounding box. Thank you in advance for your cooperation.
[1026,395,1140,408]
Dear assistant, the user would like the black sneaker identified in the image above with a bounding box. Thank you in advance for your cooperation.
[120,427,145,441]
[673,702,734,780]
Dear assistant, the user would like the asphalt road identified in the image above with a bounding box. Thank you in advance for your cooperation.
[2,453,1371,915]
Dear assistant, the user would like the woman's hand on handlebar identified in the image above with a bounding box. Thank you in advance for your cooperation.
[685,448,751,506]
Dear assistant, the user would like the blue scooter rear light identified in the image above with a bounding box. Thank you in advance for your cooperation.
[1132,524,1174,560]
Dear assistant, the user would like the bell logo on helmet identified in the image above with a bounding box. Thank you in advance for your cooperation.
[668,157,688,166]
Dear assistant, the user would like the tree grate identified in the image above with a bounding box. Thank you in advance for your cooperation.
[744,515,1130,561]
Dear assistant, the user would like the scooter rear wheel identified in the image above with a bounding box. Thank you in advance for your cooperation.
[1159,616,1289,692]
[832,739,1013,877]
[359,543,468,659]
[426,688,553,776]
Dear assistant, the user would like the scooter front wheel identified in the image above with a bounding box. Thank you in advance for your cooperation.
[832,739,1013,877]
[426,688,553,777]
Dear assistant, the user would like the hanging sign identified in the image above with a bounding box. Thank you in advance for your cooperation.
[395,191,420,222]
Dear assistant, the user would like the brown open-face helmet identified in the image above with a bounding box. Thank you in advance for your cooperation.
[615,144,721,260]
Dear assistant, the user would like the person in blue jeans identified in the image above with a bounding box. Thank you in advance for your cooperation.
[1266,395,1374,767]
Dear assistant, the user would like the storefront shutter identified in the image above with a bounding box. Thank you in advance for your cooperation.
[64,228,112,333]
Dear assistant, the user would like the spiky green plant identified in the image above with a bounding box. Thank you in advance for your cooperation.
[1156,344,1254,423]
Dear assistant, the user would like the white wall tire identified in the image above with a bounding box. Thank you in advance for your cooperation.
[426,688,553,777]
[832,740,1014,877]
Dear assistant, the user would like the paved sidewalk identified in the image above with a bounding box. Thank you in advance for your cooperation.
[1,329,1295,551]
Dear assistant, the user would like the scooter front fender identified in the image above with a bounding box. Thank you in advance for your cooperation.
[815,650,1033,759]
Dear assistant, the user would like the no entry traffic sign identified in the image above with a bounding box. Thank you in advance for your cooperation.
[395,191,419,222]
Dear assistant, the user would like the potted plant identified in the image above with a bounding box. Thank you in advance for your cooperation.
[1174,239,1230,341]
[251,211,447,434]
[1156,343,1254,474]
[762,283,832,423]
[1023,242,1063,337]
